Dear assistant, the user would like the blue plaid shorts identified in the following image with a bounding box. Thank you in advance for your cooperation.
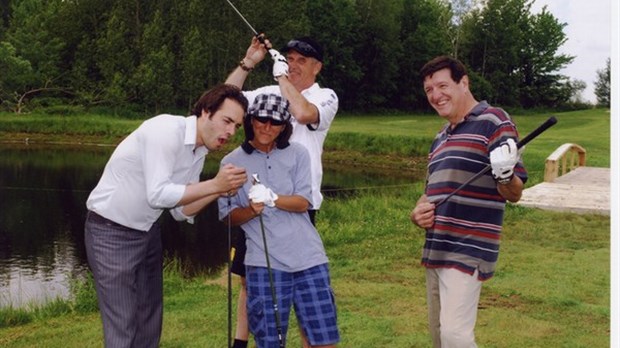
[246,263,340,347]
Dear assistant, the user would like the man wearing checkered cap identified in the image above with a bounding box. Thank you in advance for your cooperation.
[226,36,338,348]
[218,93,340,348]
[227,36,338,222]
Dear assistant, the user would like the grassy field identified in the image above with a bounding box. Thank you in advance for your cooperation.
[0,108,612,347]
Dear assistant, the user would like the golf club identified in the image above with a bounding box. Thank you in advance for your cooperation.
[252,174,285,348]
[226,194,233,348]
[434,116,558,207]
[225,0,265,44]
[225,0,285,63]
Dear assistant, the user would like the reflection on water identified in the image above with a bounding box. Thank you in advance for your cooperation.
[0,143,419,308]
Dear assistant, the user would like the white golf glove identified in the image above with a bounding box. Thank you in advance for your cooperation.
[269,49,288,81]
[248,183,279,207]
[490,138,519,184]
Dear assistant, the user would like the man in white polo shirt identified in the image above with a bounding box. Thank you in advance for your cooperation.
[225,36,338,348]
[84,84,248,348]
[227,36,338,222]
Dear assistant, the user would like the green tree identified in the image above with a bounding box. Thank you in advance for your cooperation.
[306,0,362,111]
[133,10,175,112]
[519,5,574,108]
[95,1,143,107]
[447,0,476,59]
[352,0,403,110]
[594,58,610,107]
[0,0,9,38]
[54,0,114,106]
[3,0,68,112]
[460,0,531,106]
[397,0,452,110]
[0,0,594,113]
[0,41,33,109]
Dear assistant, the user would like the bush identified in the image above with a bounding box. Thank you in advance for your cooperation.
[70,274,99,314]
[0,307,33,328]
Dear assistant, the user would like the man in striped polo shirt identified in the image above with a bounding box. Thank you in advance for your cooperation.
[410,56,527,348]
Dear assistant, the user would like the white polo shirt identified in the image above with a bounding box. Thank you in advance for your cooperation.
[243,83,338,209]
[86,114,208,231]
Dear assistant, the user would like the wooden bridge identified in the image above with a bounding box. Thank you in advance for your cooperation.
[515,143,610,215]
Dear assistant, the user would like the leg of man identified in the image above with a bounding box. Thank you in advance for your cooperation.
[84,211,156,347]
[437,268,482,348]
[425,268,442,348]
[293,264,339,348]
[231,232,250,348]
[232,278,249,348]
[299,210,316,348]
[134,223,163,347]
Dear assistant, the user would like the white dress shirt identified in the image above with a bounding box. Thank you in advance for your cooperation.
[86,114,208,231]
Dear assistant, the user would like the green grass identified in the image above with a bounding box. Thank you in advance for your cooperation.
[0,107,611,347]
[328,108,610,184]
[0,185,609,347]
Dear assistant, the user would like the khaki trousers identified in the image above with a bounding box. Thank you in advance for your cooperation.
[426,268,482,348]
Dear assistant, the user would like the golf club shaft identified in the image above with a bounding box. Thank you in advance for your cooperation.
[227,195,232,348]
[258,213,285,347]
[225,0,266,45]
[435,116,558,206]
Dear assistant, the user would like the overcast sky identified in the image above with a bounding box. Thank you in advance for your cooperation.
[530,0,611,103]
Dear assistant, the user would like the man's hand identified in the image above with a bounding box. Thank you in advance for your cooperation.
[242,35,272,70]
[248,183,278,207]
[215,164,247,193]
[410,194,435,229]
[490,138,519,184]
[269,49,289,80]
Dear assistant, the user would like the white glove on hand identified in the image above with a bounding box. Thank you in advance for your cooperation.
[269,49,288,81]
[490,138,519,184]
[248,183,279,207]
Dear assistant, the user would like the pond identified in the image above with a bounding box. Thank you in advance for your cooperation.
[0,143,421,308]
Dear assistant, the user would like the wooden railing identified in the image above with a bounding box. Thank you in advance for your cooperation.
[544,143,587,182]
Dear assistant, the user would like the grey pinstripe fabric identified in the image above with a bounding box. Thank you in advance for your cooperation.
[85,211,163,348]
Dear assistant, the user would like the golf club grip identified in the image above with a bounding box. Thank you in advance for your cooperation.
[516,116,557,149]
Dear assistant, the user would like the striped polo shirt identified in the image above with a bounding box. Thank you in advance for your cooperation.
[422,101,528,280]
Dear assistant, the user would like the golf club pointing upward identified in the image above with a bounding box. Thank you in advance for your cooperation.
[225,0,260,38]
[224,0,284,62]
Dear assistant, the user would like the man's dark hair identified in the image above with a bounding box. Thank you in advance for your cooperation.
[420,56,468,83]
[190,84,248,118]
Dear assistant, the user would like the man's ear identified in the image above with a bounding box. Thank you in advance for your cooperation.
[313,61,323,75]
[461,75,470,89]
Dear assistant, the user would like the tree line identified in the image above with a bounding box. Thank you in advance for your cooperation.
[0,0,605,115]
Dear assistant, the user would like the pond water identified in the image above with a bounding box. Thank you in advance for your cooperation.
[0,143,421,308]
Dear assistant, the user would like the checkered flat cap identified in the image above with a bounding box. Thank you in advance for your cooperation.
[248,94,291,122]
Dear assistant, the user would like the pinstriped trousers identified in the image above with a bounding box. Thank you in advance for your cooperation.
[85,211,163,348]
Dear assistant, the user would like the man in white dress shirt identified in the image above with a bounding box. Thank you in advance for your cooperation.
[84,84,248,348]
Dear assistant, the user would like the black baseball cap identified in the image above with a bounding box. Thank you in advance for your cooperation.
[282,37,323,62]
